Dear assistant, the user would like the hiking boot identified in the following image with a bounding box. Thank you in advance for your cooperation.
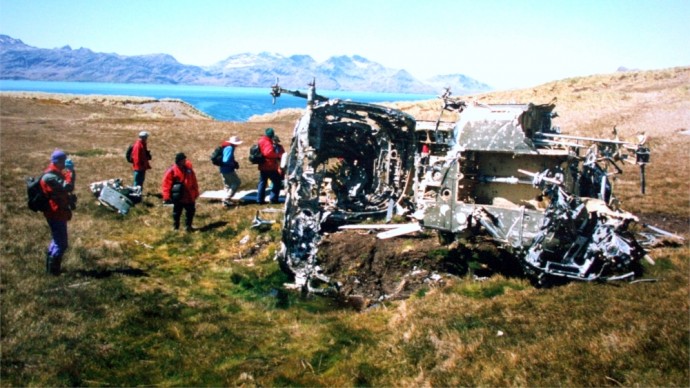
[46,254,61,275]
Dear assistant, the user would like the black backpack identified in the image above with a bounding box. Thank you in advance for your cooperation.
[171,181,184,203]
[125,143,134,163]
[210,145,226,166]
[26,173,50,212]
[248,144,264,164]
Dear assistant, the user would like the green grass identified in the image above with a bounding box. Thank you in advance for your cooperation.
[448,277,528,299]
[71,148,108,158]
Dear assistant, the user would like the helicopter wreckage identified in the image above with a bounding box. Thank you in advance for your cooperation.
[270,80,675,296]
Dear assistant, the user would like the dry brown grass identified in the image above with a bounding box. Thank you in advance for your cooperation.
[1,67,688,386]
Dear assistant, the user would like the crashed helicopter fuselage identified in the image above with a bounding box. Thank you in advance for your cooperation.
[273,82,652,292]
[414,100,650,284]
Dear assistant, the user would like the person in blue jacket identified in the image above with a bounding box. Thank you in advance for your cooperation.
[219,135,243,207]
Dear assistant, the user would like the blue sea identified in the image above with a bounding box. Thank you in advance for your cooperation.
[0,80,436,122]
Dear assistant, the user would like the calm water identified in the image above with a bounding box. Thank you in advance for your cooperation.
[0,80,436,122]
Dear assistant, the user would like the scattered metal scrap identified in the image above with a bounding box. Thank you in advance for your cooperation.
[251,210,277,230]
[89,179,141,214]
[272,80,673,293]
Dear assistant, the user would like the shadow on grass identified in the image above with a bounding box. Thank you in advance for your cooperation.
[75,267,148,279]
[198,221,228,232]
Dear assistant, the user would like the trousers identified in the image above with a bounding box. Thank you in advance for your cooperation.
[257,170,283,204]
[133,170,146,188]
[46,219,68,274]
[221,171,241,201]
[172,202,196,229]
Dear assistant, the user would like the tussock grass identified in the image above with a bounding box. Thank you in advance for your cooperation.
[1,68,689,386]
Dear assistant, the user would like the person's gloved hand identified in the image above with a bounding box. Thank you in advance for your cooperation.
[65,159,75,171]
[163,199,173,205]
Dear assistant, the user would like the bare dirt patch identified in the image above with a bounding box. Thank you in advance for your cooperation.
[316,231,470,307]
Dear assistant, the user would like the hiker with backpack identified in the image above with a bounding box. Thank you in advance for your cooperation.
[40,149,76,275]
[130,131,152,191]
[161,153,200,232]
[256,128,284,204]
[212,135,243,208]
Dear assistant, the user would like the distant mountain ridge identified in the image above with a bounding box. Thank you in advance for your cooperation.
[0,34,491,95]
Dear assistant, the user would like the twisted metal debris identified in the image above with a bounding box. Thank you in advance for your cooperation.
[272,81,666,292]
[275,80,416,291]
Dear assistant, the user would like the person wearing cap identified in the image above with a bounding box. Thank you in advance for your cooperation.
[218,135,243,207]
[131,131,152,190]
[40,149,76,275]
[161,153,200,232]
[256,128,284,204]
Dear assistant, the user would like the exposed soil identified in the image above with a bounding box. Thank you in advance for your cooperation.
[316,230,477,308]
[316,212,688,309]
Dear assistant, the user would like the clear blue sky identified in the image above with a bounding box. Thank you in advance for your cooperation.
[1,0,688,90]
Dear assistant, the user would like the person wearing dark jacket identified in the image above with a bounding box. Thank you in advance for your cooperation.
[40,149,76,275]
[218,135,243,207]
[131,131,152,190]
[162,153,200,232]
[256,128,284,204]
[274,135,286,178]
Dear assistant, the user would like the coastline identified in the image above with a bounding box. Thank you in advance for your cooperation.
[0,91,213,120]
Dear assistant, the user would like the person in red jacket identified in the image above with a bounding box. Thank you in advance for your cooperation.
[131,131,152,190]
[256,128,284,204]
[161,153,200,232]
[40,149,76,275]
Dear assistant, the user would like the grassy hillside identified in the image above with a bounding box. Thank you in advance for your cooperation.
[1,68,688,386]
